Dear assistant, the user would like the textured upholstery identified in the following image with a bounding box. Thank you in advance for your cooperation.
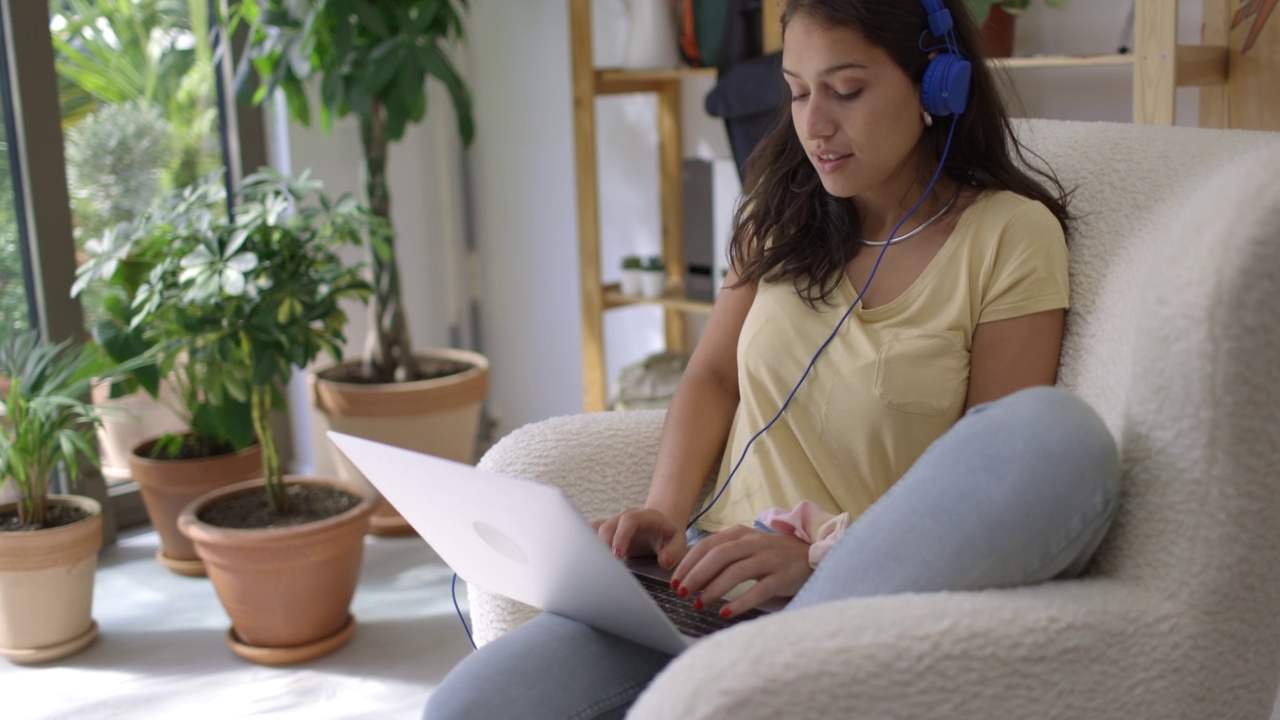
[469,120,1280,719]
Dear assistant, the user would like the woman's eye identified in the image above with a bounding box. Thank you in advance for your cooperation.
[790,92,810,103]
[836,89,863,101]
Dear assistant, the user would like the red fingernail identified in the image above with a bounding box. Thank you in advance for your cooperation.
[670,577,680,590]
[662,553,673,567]
[693,598,704,611]
[719,607,732,619]
[677,585,689,598]
[613,547,623,558]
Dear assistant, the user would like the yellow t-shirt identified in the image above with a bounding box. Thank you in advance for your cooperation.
[695,190,1070,532]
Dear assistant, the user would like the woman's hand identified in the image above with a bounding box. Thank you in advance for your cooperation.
[672,525,813,618]
[593,508,688,570]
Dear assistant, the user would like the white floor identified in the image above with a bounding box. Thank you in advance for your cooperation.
[0,526,474,720]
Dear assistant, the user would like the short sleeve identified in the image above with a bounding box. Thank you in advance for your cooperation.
[979,201,1070,324]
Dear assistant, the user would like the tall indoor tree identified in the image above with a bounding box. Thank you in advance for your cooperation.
[229,0,475,383]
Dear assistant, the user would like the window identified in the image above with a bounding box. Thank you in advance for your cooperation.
[0,0,266,533]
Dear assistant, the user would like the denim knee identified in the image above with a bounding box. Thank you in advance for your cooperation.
[970,386,1121,521]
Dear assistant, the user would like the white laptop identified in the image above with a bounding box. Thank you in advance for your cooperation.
[327,431,780,655]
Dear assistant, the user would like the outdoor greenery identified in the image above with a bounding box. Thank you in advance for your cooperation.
[64,102,175,244]
[124,169,381,512]
[51,0,221,194]
[0,334,110,529]
[230,0,475,383]
[0,139,27,341]
[965,0,1072,25]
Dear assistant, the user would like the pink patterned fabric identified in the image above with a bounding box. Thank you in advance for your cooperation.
[755,500,851,568]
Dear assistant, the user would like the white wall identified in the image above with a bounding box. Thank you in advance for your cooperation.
[276,0,1215,446]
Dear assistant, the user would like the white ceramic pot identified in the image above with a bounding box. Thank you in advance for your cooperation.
[640,270,667,298]
[621,269,643,296]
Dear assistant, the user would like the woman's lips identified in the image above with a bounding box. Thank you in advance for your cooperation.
[813,152,852,174]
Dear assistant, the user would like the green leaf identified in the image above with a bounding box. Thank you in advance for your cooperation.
[419,44,475,145]
[366,38,407,96]
[353,3,391,38]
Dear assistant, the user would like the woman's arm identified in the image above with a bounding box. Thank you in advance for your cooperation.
[596,268,756,567]
[964,308,1065,410]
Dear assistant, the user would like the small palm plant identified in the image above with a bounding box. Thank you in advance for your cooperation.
[0,333,107,530]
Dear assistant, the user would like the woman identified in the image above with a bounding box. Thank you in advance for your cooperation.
[427,1,1119,717]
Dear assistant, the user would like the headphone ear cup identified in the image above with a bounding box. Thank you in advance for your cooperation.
[920,53,972,117]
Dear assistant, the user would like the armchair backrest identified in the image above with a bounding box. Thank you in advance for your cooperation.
[1020,119,1280,680]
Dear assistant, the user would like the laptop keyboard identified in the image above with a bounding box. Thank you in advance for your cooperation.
[632,572,768,638]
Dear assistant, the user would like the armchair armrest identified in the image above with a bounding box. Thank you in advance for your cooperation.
[468,409,667,645]
[632,580,1192,720]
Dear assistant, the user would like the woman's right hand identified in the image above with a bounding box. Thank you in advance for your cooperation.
[593,508,687,570]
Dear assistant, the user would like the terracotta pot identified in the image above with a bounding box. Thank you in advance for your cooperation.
[980,6,1017,58]
[129,440,263,576]
[310,349,489,536]
[92,381,187,483]
[177,477,376,665]
[0,495,103,664]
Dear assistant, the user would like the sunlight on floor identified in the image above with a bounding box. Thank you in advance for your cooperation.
[0,526,474,720]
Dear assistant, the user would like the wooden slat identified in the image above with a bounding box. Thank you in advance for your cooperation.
[595,78,667,96]
[1175,44,1229,86]
[1199,0,1231,128]
[990,54,1135,70]
[597,67,717,84]
[1133,0,1177,124]
[1226,0,1280,130]
[657,80,687,354]
[763,0,783,53]
[569,0,608,413]
[602,284,714,315]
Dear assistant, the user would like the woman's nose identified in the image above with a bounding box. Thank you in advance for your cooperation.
[800,99,835,140]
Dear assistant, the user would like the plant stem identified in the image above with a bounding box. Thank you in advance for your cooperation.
[250,384,285,513]
[360,101,414,383]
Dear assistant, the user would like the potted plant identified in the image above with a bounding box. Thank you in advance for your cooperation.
[74,180,263,577]
[0,333,119,664]
[964,0,1072,58]
[621,255,644,296]
[228,1,489,535]
[142,168,380,664]
[72,220,188,489]
[641,255,667,299]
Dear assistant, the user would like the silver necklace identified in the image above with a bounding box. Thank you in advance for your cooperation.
[859,187,961,247]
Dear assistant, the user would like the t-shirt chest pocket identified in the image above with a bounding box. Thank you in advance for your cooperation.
[873,329,970,415]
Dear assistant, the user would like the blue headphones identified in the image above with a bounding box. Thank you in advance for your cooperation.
[918,0,971,117]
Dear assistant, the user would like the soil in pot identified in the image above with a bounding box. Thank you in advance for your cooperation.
[318,355,473,384]
[0,505,89,532]
[199,484,359,529]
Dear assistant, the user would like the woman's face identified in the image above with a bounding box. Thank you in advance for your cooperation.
[782,14,926,199]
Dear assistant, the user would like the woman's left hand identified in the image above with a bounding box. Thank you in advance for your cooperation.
[671,525,813,618]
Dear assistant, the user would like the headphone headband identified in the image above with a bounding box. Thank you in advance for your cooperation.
[917,0,970,117]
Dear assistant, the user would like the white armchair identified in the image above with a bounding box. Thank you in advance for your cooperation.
[468,119,1280,719]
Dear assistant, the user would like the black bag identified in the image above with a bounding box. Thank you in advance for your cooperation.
[704,0,785,183]
[705,52,784,183]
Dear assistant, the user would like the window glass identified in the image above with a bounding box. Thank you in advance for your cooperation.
[49,0,225,328]
[0,115,29,342]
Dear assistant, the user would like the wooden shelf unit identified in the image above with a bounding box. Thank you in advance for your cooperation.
[568,0,1236,412]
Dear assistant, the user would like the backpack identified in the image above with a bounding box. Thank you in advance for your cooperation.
[677,0,734,67]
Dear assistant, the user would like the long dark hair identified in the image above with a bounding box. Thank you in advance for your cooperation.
[731,0,1072,308]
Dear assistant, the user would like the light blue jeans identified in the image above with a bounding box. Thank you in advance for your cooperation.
[423,386,1120,720]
